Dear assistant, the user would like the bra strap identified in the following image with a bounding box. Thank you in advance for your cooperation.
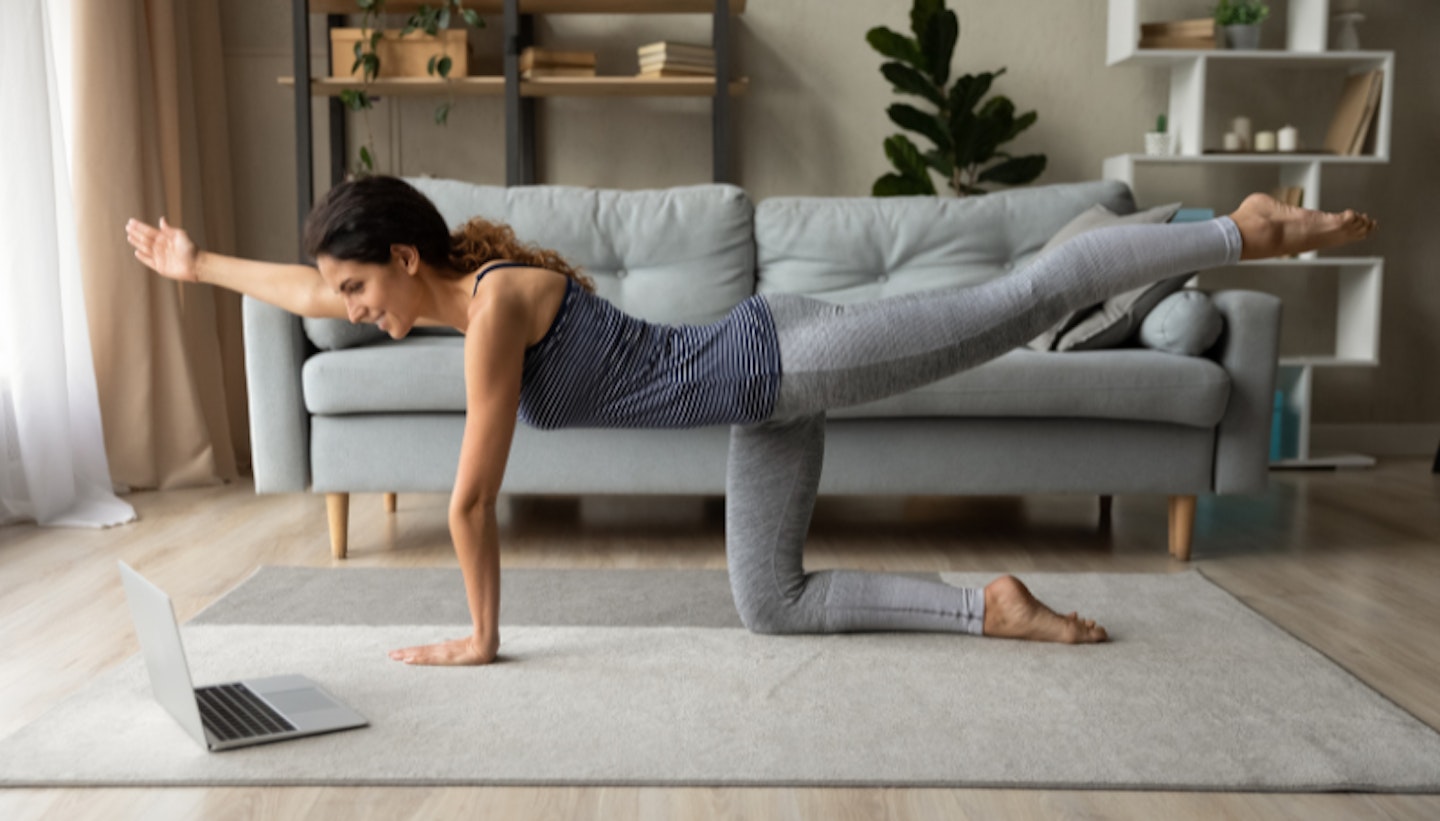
[472,261,530,296]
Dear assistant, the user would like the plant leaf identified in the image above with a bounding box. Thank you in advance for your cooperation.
[434,101,451,125]
[873,172,935,197]
[437,55,452,78]
[881,62,945,109]
[947,69,1002,119]
[922,148,955,177]
[887,103,952,154]
[883,133,933,182]
[462,8,483,27]
[359,145,373,171]
[1003,109,1038,143]
[920,9,958,87]
[438,7,451,30]
[977,154,1047,186]
[865,26,926,72]
[909,0,942,41]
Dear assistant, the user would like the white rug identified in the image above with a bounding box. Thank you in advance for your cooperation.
[1,569,1437,789]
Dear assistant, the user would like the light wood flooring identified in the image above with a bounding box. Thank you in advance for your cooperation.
[2,458,1439,820]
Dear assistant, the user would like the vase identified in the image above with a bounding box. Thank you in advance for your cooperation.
[1223,24,1262,50]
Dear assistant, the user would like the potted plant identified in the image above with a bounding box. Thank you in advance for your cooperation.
[1214,0,1269,50]
[865,0,1046,197]
[340,0,485,176]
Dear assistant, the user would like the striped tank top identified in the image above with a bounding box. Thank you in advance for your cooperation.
[474,263,782,430]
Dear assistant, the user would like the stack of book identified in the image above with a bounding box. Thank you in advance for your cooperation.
[1323,69,1384,156]
[637,41,715,78]
[1138,18,1217,50]
[519,47,596,79]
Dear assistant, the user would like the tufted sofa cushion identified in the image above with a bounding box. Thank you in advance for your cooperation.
[754,180,1135,302]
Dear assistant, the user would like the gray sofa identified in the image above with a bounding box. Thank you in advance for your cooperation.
[243,178,1280,561]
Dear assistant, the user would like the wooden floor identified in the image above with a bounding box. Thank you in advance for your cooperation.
[3,459,1439,820]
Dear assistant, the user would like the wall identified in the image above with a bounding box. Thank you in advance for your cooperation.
[218,0,1440,441]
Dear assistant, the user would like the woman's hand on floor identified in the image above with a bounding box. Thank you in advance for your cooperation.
[389,633,499,666]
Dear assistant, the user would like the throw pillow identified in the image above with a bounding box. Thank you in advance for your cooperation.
[1026,201,1184,352]
[1138,289,1224,356]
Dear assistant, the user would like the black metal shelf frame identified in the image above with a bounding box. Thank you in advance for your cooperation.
[290,0,735,257]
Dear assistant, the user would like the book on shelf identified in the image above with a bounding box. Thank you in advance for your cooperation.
[1271,186,1305,207]
[638,41,715,61]
[637,67,717,79]
[1138,35,1216,49]
[522,66,598,79]
[1140,17,1216,37]
[640,53,715,69]
[519,47,597,72]
[1324,69,1384,156]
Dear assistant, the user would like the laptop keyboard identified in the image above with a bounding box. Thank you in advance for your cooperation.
[195,683,297,742]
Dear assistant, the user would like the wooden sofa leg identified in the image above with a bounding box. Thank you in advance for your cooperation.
[1168,495,1196,561]
[326,493,350,560]
[384,492,397,513]
[1099,495,1113,531]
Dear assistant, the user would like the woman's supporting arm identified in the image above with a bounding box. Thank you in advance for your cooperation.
[389,284,527,666]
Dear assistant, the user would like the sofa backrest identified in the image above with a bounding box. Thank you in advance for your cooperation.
[755,180,1135,303]
[413,178,757,325]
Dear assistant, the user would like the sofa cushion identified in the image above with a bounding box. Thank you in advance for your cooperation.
[755,180,1135,304]
[1139,289,1225,356]
[304,336,1230,428]
[826,348,1230,428]
[1027,201,1184,352]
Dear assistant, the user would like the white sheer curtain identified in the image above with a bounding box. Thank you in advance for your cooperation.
[0,0,136,528]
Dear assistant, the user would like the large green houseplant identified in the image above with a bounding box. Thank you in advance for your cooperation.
[867,0,1046,197]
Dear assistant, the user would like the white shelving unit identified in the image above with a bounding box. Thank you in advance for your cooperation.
[1104,0,1392,469]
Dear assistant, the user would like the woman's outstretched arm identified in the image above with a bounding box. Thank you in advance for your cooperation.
[126,217,346,319]
[387,283,528,666]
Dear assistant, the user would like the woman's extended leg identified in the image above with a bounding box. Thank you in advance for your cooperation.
[765,216,1242,418]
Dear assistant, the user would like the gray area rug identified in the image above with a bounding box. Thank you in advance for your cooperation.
[2,568,1438,790]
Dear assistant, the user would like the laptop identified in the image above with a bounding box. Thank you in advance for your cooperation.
[118,560,368,752]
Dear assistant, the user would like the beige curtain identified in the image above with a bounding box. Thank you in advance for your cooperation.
[72,0,249,490]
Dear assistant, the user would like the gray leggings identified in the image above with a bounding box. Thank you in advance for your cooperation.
[725,216,1244,635]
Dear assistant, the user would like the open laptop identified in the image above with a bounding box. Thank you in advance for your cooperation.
[118,560,368,752]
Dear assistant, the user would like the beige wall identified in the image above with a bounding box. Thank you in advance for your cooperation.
[218,0,1439,432]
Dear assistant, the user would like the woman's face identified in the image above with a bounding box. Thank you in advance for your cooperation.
[317,246,421,339]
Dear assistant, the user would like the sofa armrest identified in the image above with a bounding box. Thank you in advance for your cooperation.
[1210,289,1282,495]
[242,296,310,492]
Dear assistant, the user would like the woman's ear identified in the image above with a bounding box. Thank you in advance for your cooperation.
[391,244,420,275]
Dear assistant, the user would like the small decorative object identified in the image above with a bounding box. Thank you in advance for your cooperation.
[1254,130,1277,152]
[1277,124,1299,152]
[1331,11,1365,51]
[1232,115,1252,149]
[1213,0,1269,50]
[1223,132,1242,151]
[1145,113,1178,156]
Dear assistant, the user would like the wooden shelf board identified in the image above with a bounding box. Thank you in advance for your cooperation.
[1279,356,1379,368]
[279,75,747,97]
[1234,256,1382,268]
[309,0,746,15]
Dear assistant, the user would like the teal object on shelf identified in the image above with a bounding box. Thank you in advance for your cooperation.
[1173,207,1217,223]
[1270,390,1285,461]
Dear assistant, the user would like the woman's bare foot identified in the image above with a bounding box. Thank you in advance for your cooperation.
[982,574,1109,643]
[1229,192,1377,261]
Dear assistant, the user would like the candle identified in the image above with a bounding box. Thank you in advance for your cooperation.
[1223,132,1242,151]
[1232,116,1252,148]
[1277,124,1298,152]
[1254,130,1277,152]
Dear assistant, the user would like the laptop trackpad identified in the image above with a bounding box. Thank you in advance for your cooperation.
[264,687,339,714]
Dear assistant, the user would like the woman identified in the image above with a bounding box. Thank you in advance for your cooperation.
[125,176,1375,666]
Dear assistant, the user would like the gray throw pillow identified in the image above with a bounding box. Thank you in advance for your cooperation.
[303,317,389,351]
[1027,201,1184,352]
[1138,289,1224,356]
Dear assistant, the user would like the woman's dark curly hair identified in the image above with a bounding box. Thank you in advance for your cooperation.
[302,175,594,292]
